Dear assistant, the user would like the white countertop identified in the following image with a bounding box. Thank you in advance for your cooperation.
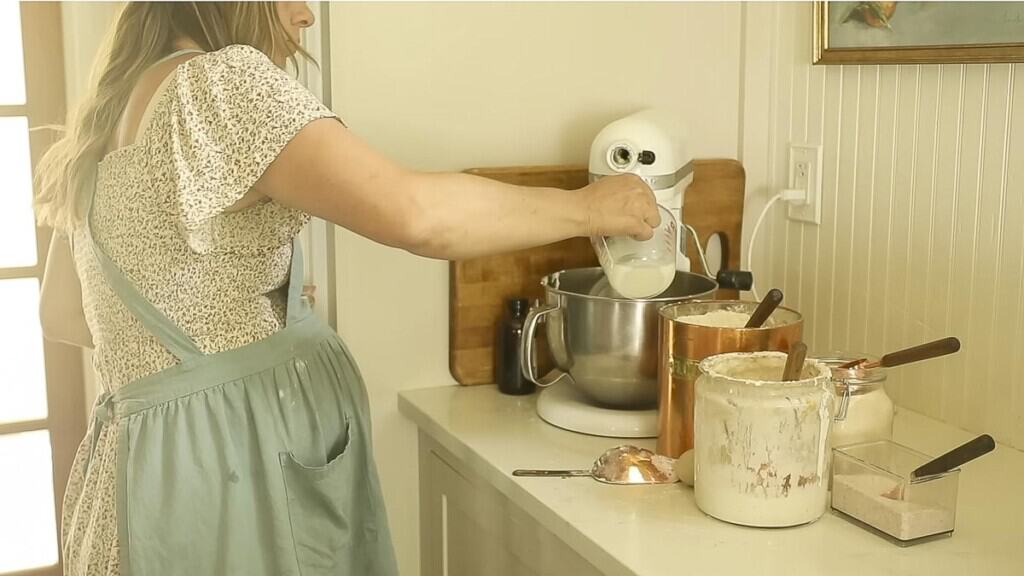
[398,384,1024,576]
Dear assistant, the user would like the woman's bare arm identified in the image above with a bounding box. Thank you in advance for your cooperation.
[253,118,658,260]
[40,232,94,348]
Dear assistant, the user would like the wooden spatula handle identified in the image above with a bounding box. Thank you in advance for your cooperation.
[782,341,808,381]
[746,288,784,329]
[870,337,961,369]
[911,434,995,481]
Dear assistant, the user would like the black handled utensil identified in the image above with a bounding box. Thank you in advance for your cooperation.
[868,337,962,370]
[911,434,996,481]
[884,434,996,499]
[745,288,783,329]
[839,337,961,370]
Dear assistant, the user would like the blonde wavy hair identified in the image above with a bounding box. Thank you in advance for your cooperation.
[35,1,312,232]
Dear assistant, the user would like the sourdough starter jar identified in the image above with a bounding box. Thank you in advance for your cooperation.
[694,352,834,527]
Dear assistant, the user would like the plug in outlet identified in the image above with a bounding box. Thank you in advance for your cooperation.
[787,144,822,224]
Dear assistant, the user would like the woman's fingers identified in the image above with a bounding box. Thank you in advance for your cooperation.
[583,174,659,238]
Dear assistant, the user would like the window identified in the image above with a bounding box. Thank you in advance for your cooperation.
[0,5,86,576]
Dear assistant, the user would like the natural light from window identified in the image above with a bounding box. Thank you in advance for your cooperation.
[0,431,58,572]
[0,278,48,424]
[0,3,26,105]
[0,6,65,575]
[0,116,38,268]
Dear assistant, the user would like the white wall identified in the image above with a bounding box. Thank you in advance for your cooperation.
[327,3,743,574]
[61,3,120,106]
[742,3,1024,450]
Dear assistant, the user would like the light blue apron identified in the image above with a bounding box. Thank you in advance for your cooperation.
[85,192,399,575]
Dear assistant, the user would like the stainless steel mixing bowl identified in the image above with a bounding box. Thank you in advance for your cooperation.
[519,267,717,409]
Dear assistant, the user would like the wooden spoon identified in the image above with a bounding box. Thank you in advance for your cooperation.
[782,341,808,381]
[839,337,961,370]
[745,288,784,328]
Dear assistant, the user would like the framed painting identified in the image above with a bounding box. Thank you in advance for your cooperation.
[814,1,1024,64]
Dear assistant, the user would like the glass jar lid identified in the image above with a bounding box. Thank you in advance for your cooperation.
[819,355,887,393]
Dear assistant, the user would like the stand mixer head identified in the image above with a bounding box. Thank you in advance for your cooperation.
[589,109,694,272]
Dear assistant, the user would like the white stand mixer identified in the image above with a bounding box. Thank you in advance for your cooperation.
[588,109,695,273]
[535,110,698,439]
[536,384,662,439]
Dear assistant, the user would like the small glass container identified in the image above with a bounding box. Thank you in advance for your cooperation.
[591,205,677,299]
[832,440,959,545]
[694,351,834,527]
[821,356,894,448]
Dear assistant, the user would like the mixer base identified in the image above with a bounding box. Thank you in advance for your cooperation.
[536,382,658,438]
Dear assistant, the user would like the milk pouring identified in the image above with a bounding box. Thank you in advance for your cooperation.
[592,205,678,299]
[606,256,677,299]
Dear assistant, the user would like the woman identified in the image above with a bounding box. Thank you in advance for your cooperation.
[36,3,658,575]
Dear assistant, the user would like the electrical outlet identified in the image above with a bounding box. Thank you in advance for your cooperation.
[787,144,822,224]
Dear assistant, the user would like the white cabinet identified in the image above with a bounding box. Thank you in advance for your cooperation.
[418,432,603,576]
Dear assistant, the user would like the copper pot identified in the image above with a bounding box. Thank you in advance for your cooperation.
[656,300,803,457]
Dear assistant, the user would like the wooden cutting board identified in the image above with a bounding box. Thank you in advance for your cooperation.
[449,160,745,385]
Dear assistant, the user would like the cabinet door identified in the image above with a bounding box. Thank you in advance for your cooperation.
[418,433,602,576]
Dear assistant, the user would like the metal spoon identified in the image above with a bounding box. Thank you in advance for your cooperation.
[745,288,783,328]
[883,434,996,499]
[782,341,808,381]
[838,337,961,370]
[513,445,679,485]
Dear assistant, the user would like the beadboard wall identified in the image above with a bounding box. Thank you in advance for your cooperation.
[742,3,1024,450]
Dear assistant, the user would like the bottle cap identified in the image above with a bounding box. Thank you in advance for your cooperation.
[508,298,529,318]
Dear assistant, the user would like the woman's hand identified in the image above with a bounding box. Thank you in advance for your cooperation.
[579,174,660,240]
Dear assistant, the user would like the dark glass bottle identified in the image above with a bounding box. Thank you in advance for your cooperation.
[496,298,535,395]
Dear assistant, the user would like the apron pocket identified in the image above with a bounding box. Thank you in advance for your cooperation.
[279,418,361,575]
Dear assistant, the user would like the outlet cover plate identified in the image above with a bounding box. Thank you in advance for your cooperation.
[788,144,822,224]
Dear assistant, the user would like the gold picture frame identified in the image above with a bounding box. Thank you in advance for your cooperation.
[814,2,1024,65]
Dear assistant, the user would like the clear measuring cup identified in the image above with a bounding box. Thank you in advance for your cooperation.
[591,205,677,299]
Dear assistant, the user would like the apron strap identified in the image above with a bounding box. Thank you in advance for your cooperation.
[132,50,206,146]
[152,48,206,66]
[85,193,205,362]
[285,239,307,326]
[78,47,213,362]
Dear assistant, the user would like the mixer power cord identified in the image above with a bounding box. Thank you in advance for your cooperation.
[683,223,711,280]
[746,189,806,301]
